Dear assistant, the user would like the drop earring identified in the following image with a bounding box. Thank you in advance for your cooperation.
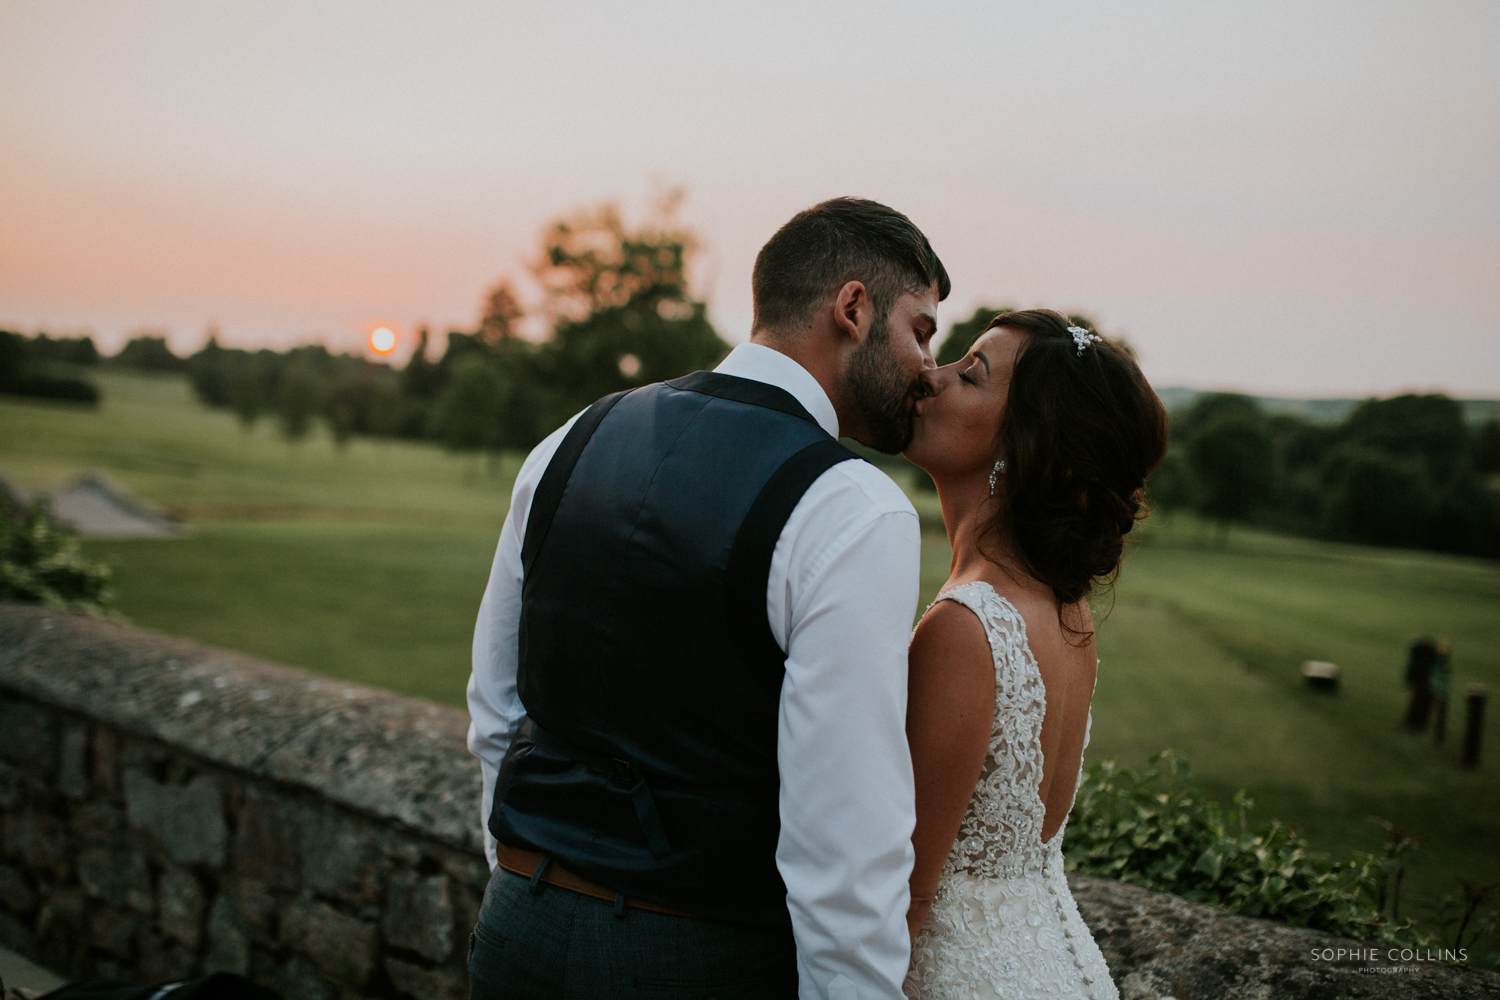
[988,459,1006,496]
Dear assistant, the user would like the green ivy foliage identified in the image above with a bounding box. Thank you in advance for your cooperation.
[1064,751,1419,944]
[0,500,116,616]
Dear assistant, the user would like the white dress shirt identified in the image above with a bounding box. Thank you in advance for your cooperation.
[467,343,920,1000]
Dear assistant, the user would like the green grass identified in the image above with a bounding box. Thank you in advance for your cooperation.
[4,372,1497,926]
[85,521,497,706]
[2,371,514,706]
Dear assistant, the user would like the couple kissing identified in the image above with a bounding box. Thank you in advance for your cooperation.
[466,197,1167,999]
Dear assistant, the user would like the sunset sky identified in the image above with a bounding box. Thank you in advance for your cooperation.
[2,1,1497,396]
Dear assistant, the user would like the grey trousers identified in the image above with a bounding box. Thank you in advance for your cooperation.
[468,866,798,1000]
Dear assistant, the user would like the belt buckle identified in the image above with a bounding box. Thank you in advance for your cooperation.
[612,758,639,784]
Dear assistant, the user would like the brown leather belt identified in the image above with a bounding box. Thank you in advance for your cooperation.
[495,842,702,919]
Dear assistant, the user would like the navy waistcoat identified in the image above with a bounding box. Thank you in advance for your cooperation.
[489,371,860,926]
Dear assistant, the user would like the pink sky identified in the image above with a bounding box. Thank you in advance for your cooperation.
[2,1,1497,396]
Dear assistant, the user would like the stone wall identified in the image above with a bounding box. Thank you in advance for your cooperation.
[2,603,1497,1000]
[0,604,483,1000]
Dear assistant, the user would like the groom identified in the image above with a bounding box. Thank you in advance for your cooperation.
[466,197,949,999]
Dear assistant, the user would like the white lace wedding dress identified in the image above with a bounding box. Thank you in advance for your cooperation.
[905,582,1118,1000]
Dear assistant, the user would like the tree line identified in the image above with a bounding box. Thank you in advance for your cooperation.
[188,199,728,459]
[9,219,1498,559]
[1151,390,1500,557]
[3,197,730,461]
[935,309,1500,560]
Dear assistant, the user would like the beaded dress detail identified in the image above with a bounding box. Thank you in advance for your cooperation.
[905,582,1117,1000]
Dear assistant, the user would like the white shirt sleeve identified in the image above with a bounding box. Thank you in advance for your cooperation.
[771,462,921,1000]
[466,415,578,871]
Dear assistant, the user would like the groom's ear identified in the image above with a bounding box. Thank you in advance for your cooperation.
[832,280,873,345]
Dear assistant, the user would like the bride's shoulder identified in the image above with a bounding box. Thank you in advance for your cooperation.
[909,596,995,695]
[913,588,987,649]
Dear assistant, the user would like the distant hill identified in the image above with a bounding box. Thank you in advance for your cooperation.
[1154,388,1500,425]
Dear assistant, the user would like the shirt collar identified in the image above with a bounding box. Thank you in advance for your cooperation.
[713,343,840,439]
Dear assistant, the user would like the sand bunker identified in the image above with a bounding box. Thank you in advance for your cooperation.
[1,473,180,539]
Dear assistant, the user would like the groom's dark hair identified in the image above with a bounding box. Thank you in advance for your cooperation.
[752,198,950,335]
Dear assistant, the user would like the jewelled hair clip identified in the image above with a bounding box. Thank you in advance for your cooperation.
[1069,325,1103,356]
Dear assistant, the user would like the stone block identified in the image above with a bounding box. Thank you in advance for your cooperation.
[385,956,467,1000]
[383,871,453,962]
[450,878,481,952]
[1068,873,1500,1000]
[76,848,153,913]
[158,865,206,949]
[379,834,424,867]
[203,893,250,976]
[231,786,300,890]
[91,726,120,793]
[229,876,278,943]
[441,850,490,893]
[123,767,227,867]
[0,909,36,955]
[59,721,89,799]
[87,906,142,959]
[0,698,58,778]
[35,887,86,977]
[119,738,168,773]
[256,953,336,1000]
[4,812,70,877]
[0,861,38,914]
[0,761,19,810]
[299,804,386,906]
[281,898,377,987]
[69,799,125,846]
[136,925,197,984]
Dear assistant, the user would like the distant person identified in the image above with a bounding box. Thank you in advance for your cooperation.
[467,197,946,998]
[900,310,1166,997]
[1430,640,1452,743]
[1404,636,1438,730]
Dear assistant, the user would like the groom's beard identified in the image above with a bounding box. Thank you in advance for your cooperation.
[841,313,923,454]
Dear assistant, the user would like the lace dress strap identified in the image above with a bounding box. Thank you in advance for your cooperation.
[929,581,1052,879]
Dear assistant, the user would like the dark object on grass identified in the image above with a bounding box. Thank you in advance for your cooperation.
[1462,684,1487,769]
[1302,660,1340,693]
[37,973,281,999]
[1403,637,1437,731]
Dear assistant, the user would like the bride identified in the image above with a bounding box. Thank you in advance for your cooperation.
[901,309,1168,999]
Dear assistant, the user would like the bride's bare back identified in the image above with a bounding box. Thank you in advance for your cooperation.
[905,568,1097,938]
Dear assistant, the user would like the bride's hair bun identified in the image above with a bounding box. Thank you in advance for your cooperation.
[984,310,1169,612]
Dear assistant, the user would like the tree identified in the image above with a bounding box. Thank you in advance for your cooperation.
[368,376,409,438]
[277,361,327,443]
[935,305,1012,366]
[113,334,186,372]
[479,281,525,345]
[227,355,266,430]
[1473,418,1500,476]
[529,195,729,431]
[1146,446,1195,511]
[429,356,509,464]
[1320,449,1435,548]
[29,333,98,366]
[1341,394,1469,485]
[188,336,231,406]
[1187,414,1274,535]
[1171,392,1265,444]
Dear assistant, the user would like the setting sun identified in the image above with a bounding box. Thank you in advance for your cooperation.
[370,326,397,354]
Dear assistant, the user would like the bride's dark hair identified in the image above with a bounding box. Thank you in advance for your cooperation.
[981,310,1168,617]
